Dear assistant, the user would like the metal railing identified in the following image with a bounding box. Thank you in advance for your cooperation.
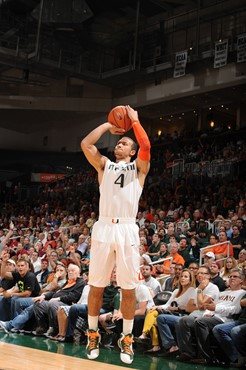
[199,241,231,266]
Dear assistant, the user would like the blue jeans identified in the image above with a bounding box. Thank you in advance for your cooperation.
[231,323,246,356]
[5,305,34,331]
[156,314,182,350]
[11,297,34,318]
[213,321,240,362]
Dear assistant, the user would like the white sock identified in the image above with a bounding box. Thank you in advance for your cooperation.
[123,319,134,335]
[88,315,98,331]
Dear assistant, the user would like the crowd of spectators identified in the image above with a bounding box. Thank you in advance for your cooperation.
[0,129,245,367]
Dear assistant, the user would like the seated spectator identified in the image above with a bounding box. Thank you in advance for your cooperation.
[210,262,226,291]
[139,245,151,265]
[203,251,215,268]
[136,211,145,228]
[186,220,197,239]
[212,295,246,367]
[196,220,210,246]
[220,257,237,285]
[188,262,199,285]
[33,264,84,336]
[0,254,40,322]
[189,236,200,261]
[162,243,185,275]
[213,231,233,263]
[77,234,88,256]
[167,236,177,252]
[113,284,155,338]
[178,238,193,266]
[141,265,161,296]
[230,225,244,259]
[147,233,161,260]
[40,263,67,294]
[162,264,184,292]
[35,258,50,289]
[44,233,56,250]
[136,269,195,353]
[16,242,28,259]
[0,258,16,294]
[224,220,233,239]
[178,268,245,365]
[152,242,169,263]
[237,249,246,269]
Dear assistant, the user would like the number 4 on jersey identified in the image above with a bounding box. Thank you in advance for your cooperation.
[114,174,125,188]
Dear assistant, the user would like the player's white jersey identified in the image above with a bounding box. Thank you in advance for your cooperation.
[99,159,142,218]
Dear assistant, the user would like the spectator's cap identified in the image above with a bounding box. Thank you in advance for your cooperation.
[68,238,75,244]
[68,216,74,222]
[204,251,215,259]
[7,259,16,266]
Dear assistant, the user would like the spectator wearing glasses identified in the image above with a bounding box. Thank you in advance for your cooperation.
[176,266,219,362]
[188,268,245,365]
[213,294,246,367]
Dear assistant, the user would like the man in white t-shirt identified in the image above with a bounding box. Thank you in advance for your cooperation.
[141,265,161,296]
[176,265,219,362]
[113,284,155,337]
[177,267,244,365]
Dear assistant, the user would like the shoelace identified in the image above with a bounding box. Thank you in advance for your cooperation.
[86,331,100,350]
[121,335,134,354]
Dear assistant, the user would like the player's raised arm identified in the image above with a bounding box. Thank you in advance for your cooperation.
[125,105,151,176]
[81,122,124,172]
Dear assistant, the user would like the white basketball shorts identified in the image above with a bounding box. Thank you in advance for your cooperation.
[88,217,140,290]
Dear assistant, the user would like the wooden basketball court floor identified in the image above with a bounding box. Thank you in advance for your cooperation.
[0,332,228,370]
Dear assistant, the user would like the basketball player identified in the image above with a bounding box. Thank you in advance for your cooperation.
[81,105,150,364]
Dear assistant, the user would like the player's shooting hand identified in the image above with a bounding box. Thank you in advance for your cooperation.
[125,105,138,121]
[108,123,125,135]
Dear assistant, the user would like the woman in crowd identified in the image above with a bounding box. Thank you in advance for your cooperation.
[135,269,195,353]
[220,256,237,285]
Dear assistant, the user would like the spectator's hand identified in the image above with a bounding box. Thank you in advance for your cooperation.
[148,306,159,312]
[198,278,209,290]
[112,312,123,321]
[167,305,177,311]
[54,270,63,279]
[50,297,60,302]
[1,252,9,262]
[32,295,45,303]
[203,301,215,311]
[9,221,14,231]
[3,290,12,298]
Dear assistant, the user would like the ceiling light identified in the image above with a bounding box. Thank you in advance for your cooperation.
[209,107,212,110]
[210,121,215,128]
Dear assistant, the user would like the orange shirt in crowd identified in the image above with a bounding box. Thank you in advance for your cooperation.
[162,253,185,273]
[213,242,233,257]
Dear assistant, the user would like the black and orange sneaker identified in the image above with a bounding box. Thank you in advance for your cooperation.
[85,329,101,360]
[118,333,134,364]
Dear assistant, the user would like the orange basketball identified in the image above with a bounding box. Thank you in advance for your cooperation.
[108,106,132,132]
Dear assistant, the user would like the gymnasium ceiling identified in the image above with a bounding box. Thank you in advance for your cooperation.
[0,0,245,130]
